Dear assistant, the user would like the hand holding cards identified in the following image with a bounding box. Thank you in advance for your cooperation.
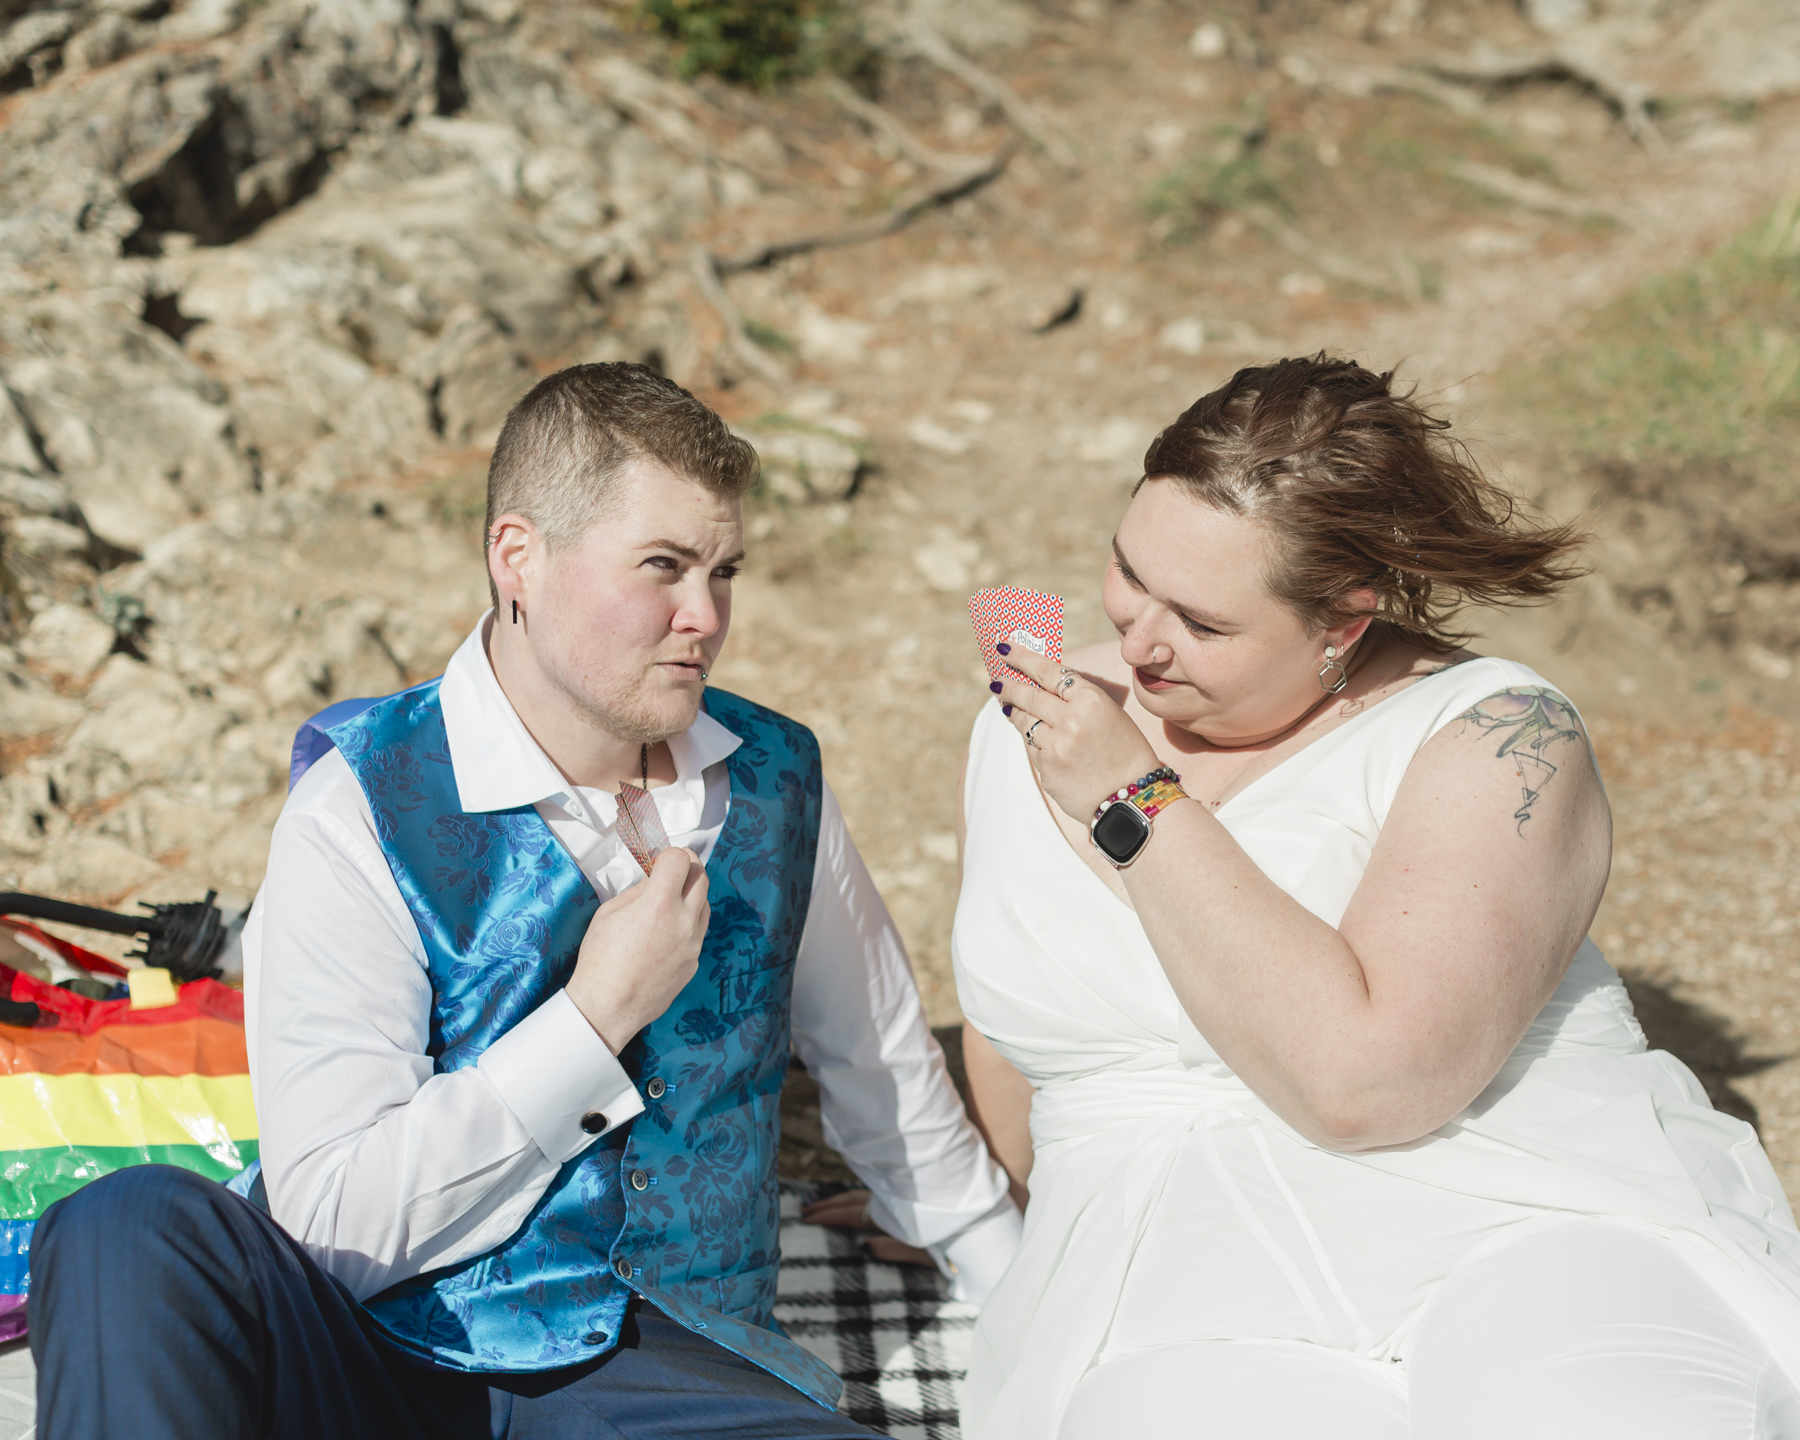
[977,588,1165,825]
[969,587,1066,688]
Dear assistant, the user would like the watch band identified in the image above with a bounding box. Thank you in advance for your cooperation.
[1089,767,1190,868]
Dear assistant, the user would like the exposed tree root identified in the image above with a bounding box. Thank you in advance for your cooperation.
[1237,202,1396,292]
[712,142,1015,275]
[1420,46,1663,150]
[688,249,792,390]
[590,56,719,166]
[818,74,980,176]
[1452,159,1625,224]
[1324,62,1488,118]
[889,19,1078,171]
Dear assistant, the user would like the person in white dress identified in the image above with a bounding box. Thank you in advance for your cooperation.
[953,355,1800,1439]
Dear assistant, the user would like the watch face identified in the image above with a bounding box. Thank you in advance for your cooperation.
[1093,802,1151,865]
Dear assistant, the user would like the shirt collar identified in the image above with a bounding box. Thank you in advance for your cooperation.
[440,611,743,814]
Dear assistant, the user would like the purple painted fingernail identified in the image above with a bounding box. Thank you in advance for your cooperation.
[995,643,1011,655]
[988,680,1003,693]
[1002,704,1012,716]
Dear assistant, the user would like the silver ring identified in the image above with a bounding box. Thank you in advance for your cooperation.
[1055,669,1079,696]
[1025,718,1046,748]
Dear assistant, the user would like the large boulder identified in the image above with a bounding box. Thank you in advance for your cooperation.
[0,292,254,550]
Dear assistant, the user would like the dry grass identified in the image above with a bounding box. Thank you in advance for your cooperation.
[1504,198,1800,477]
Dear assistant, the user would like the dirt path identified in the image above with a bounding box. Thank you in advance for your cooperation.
[694,8,1800,1186]
[5,0,1796,1193]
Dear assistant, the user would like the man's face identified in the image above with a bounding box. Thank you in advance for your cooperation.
[526,457,743,744]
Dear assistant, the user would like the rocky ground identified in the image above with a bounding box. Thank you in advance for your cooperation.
[2,0,1799,1185]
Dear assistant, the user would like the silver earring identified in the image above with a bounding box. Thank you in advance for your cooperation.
[1317,644,1348,694]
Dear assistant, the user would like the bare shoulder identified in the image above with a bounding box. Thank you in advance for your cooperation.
[1416,679,1604,838]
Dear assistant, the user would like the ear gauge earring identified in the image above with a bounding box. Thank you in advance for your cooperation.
[1318,644,1349,694]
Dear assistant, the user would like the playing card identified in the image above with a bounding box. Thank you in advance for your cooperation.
[615,782,671,876]
[969,587,1065,689]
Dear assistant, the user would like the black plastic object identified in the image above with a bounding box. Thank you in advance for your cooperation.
[0,1000,41,1027]
[0,890,227,983]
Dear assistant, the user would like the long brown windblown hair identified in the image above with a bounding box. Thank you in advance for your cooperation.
[1139,354,1589,652]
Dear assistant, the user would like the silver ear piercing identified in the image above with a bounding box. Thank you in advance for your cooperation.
[1318,644,1348,694]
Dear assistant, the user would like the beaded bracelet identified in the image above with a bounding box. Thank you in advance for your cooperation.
[1093,765,1184,823]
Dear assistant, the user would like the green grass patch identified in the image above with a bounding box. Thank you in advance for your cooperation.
[1355,109,1560,195]
[1142,105,1287,238]
[1143,95,1564,244]
[743,320,797,354]
[1502,198,1800,466]
[633,0,872,89]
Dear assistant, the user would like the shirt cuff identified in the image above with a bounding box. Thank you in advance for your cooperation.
[926,1198,1023,1307]
[478,990,644,1164]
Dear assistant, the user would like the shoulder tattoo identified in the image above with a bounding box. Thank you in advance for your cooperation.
[1454,687,1585,836]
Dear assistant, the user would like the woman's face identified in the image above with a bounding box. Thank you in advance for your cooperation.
[1102,478,1359,747]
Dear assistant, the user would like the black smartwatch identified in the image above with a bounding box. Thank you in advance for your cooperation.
[1088,766,1187,868]
[1090,800,1153,868]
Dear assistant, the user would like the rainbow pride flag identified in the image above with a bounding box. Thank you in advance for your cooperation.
[0,919,256,1341]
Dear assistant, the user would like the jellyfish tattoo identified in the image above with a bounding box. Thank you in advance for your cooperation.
[1456,687,1586,835]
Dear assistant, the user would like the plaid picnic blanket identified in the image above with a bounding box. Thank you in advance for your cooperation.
[775,1183,978,1440]
[0,1179,980,1436]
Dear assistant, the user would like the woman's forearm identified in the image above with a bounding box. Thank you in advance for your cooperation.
[986,644,1605,1151]
[1119,801,1405,1146]
[1118,768,1595,1150]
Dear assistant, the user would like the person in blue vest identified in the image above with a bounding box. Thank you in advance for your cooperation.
[29,363,1021,1439]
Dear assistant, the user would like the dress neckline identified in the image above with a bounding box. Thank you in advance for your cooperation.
[1208,655,1492,815]
[1027,657,1498,912]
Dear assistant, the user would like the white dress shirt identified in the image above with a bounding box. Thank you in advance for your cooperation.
[243,615,1020,1308]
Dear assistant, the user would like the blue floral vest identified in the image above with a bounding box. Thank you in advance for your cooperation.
[312,682,839,1406]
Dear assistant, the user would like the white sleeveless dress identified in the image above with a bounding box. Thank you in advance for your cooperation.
[953,657,1800,1439]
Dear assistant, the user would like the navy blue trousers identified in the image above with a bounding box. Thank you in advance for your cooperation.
[30,1166,884,1440]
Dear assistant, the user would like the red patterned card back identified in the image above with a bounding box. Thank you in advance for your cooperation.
[969,587,1066,689]
[615,782,670,876]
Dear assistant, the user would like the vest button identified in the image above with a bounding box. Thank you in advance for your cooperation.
[581,1332,606,1346]
[645,1077,666,1100]
[580,1112,607,1134]
[630,1169,650,1191]
[613,1257,634,1282]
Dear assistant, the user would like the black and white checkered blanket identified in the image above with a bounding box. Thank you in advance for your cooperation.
[775,1183,977,1440]
[0,1184,977,1440]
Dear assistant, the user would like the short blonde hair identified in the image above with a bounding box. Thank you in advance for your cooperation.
[484,363,759,602]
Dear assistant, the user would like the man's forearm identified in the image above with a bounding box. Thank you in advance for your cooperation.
[790,782,1021,1298]
[249,796,646,1297]
[259,986,646,1297]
